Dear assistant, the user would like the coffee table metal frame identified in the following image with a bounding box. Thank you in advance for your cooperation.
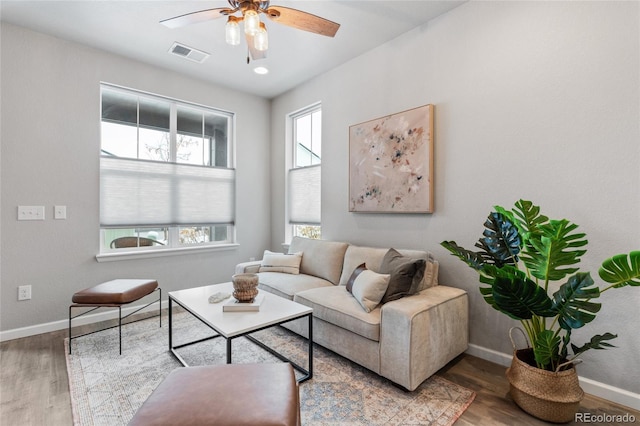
[168,284,313,383]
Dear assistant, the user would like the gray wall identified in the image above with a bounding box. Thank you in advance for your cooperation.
[0,23,272,331]
[271,1,640,394]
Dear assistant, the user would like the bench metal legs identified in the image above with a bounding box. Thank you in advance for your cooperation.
[68,288,161,355]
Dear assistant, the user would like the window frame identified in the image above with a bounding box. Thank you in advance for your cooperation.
[97,83,237,261]
[287,103,322,241]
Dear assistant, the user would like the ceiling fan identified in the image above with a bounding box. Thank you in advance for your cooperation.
[160,0,340,62]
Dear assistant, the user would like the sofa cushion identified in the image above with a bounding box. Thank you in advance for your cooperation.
[338,245,438,290]
[259,250,302,274]
[288,237,349,285]
[339,246,388,284]
[257,272,333,300]
[351,270,390,312]
[379,248,426,304]
[294,286,382,341]
[423,259,439,290]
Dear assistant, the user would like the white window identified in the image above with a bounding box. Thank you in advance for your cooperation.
[288,105,321,239]
[99,84,235,252]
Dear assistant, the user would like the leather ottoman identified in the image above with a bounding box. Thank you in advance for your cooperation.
[72,279,159,305]
[129,363,300,426]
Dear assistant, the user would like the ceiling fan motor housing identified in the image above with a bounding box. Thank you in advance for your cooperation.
[228,0,271,13]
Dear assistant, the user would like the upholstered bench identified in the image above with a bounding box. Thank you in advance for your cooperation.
[129,363,300,426]
[68,279,161,354]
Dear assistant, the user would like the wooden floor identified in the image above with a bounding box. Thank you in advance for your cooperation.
[1,318,638,425]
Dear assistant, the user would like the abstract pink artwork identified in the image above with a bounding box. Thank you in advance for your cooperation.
[349,104,434,213]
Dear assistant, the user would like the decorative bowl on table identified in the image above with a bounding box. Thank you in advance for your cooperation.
[231,273,259,302]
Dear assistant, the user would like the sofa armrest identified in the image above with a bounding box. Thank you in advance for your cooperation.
[235,260,262,274]
[379,285,468,391]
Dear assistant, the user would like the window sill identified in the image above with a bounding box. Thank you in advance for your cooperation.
[95,243,240,263]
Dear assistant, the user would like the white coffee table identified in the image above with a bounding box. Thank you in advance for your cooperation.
[168,282,313,382]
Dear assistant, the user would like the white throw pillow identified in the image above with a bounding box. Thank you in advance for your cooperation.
[351,269,391,313]
[259,250,303,274]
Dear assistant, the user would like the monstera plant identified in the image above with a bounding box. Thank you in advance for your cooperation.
[442,199,640,372]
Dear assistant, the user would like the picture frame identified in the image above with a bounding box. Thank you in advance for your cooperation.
[349,104,434,213]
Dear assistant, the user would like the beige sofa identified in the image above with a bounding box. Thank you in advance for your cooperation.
[235,237,468,391]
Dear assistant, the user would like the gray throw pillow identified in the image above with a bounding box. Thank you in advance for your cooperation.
[379,248,427,303]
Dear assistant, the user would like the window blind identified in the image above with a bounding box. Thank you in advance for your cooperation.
[288,164,321,225]
[100,156,235,227]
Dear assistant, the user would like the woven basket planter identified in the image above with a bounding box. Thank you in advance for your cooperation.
[506,348,584,423]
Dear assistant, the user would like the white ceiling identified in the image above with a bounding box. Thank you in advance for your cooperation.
[1,0,465,98]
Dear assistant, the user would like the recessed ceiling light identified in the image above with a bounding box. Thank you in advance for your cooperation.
[253,66,269,75]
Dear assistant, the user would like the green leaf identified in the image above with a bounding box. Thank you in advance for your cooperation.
[552,272,601,330]
[570,333,617,359]
[534,330,561,369]
[560,329,571,361]
[521,219,587,282]
[440,241,485,271]
[598,251,640,288]
[483,265,555,320]
[478,276,498,310]
[474,212,521,266]
[510,199,549,240]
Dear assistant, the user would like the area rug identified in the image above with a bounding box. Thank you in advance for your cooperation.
[65,311,475,425]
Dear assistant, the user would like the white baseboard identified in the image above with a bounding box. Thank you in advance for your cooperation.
[0,300,168,342]
[579,377,640,412]
[466,343,513,367]
[466,343,640,411]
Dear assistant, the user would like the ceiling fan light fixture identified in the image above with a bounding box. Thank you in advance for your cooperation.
[160,1,341,64]
[254,22,268,51]
[225,16,241,46]
[243,10,260,36]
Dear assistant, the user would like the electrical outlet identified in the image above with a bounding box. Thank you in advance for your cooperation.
[18,285,32,301]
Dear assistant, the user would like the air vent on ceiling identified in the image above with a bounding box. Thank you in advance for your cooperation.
[168,42,210,63]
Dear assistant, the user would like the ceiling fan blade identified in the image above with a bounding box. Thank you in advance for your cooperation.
[265,6,340,37]
[246,33,267,61]
[160,8,232,29]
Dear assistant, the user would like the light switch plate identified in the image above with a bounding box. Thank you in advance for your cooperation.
[54,205,67,219]
[17,206,45,221]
